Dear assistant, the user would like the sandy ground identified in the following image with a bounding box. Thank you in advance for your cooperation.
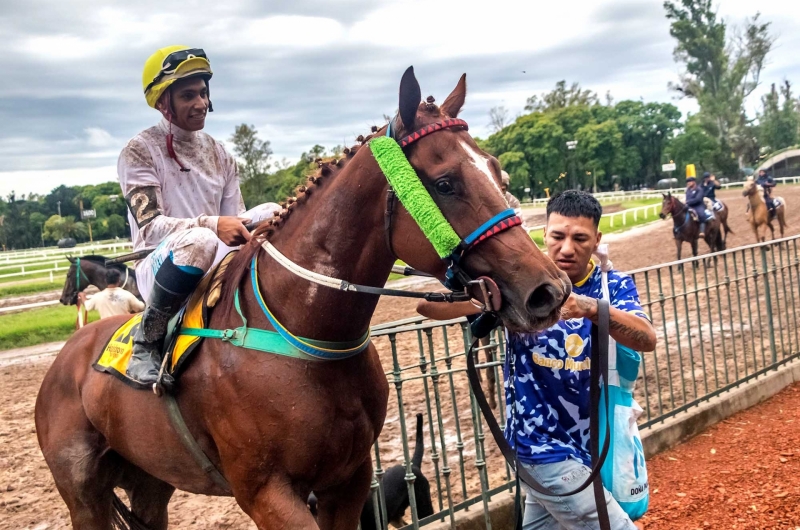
[3,185,800,529]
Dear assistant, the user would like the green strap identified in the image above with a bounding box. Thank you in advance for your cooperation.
[179,326,316,360]
[179,288,321,361]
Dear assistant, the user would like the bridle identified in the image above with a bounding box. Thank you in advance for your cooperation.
[382,117,522,294]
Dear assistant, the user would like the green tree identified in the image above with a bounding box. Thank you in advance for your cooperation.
[664,0,773,170]
[666,114,721,177]
[758,80,800,154]
[43,215,87,241]
[106,214,127,238]
[525,81,598,113]
[230,124,273,181]
[575,120,624,191]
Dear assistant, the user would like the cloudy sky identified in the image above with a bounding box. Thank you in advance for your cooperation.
[2,0,800,197]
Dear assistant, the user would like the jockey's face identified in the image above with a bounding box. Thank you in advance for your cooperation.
[167,77,209,132]
[687,180,696,189]
[545,213,601,285]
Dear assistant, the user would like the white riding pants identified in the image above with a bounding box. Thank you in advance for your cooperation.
[135,203,279,301]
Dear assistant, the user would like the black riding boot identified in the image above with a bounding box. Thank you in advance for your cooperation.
[699,222,706,238]
[126,256,203,387]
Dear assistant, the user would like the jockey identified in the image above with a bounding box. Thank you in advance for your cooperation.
[685,176,712,237]
[701,172,721,204]
[500,170,522,217]
[119,45,280,386]
[756,169,776,212]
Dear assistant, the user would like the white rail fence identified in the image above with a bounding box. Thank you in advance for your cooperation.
[526,201,662,233]
[0,242,133,281]
[522,175,800,208]
[0,241,133,262]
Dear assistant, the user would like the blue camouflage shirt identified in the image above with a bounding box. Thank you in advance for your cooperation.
[503,262,648,466]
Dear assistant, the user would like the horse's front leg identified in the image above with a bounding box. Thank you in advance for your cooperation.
[316,459,373,530]
[240,477,319,530]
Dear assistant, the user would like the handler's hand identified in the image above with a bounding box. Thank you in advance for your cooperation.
[560,293,598,321]
[217,216,252,246]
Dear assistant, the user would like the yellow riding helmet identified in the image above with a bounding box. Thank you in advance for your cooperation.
[142,45,213,108]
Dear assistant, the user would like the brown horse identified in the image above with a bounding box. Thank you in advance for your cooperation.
[743,177,787,242]
[35,68,569,530]
[660,192,724,263]
[703,197,733,245]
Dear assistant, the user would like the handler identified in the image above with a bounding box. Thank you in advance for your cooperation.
[119,45,280,385]
[418,190,655,529]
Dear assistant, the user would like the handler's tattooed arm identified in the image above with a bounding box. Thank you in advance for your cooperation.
[606,314,657,352]
[567,294,657,352]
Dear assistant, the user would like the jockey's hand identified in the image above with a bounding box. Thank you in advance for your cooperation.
[560,293,598,321]
[217,216,252,246]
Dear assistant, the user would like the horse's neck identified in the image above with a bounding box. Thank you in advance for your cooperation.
[83,263,106,290]
[748,190,764,209]
[253,152,396,342]
[671,201,687,224]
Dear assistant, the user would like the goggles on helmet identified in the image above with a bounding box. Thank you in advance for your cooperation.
[144,48,209,94]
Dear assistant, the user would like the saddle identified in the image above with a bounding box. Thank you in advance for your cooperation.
[93,251,238,390]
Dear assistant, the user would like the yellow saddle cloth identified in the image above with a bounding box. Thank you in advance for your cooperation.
[93,251,237,389]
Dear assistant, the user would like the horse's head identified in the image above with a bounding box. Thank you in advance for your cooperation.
[659,192,674,219]
[385,67,569,331]
[742,177,758,198]
[60,256,79,305]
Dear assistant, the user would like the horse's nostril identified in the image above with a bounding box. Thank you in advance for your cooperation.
[527,283,563,319]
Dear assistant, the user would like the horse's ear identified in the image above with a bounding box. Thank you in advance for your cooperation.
[440,73,467,118]
[398,66,421,131]
[66,256,75,264]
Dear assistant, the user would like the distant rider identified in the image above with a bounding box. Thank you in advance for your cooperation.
[685,176,712,237]
[119,45,280,386]
[755,169,776,214]
[701,172,721,203]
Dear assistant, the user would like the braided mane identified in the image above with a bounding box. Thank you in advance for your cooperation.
[219,98,445,309]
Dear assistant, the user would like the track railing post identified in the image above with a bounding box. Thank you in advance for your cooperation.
[760,246,778,365]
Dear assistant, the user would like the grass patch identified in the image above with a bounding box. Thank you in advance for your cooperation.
[528,202,663,249]
[0,279,61,299]
[0,305,99,350]
[617,198,662,209]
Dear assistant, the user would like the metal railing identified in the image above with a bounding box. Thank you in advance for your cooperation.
[364,234,800,530]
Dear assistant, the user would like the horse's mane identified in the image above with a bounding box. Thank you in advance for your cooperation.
[71,254,133,272]
[218,99,445,310]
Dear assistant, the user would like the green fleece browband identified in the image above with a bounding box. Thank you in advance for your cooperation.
[369,135,461,258]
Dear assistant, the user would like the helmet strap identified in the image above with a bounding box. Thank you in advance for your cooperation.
[161,91,190,173]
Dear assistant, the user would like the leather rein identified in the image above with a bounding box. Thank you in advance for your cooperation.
[264,117,523,310]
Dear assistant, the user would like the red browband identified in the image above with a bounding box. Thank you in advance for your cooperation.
[398,118,469,148]
[467,216,523,250]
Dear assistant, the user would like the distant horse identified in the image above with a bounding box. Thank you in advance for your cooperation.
[36,68,569,530]
[742,177,787,242]
[59,255,142,305]
[703,197,733,245]
[660,193,724,263]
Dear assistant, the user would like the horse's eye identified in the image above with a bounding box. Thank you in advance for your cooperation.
[434,179,454,195]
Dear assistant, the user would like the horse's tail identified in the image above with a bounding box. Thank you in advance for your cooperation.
[111,492,152,530]
[722,218,733,236]
[412,413,425,468]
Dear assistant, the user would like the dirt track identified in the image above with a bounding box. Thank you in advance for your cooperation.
[3,186,800,529]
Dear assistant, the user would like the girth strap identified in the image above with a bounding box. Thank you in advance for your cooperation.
[163,393,231,493]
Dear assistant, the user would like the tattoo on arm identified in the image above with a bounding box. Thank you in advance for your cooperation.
[608,318,653,350]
